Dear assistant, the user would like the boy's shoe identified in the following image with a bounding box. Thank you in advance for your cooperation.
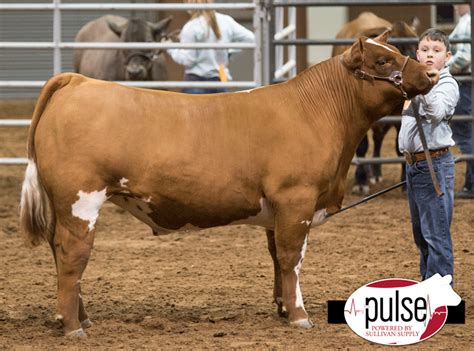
[455,188,474,199]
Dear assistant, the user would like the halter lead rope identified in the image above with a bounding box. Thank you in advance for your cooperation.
[325,180,407,219]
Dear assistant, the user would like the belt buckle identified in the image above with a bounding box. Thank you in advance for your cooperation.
[403,151,414,165]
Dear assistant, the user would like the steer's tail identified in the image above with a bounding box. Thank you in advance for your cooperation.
[19,73,77,246]
[20,160,50,246]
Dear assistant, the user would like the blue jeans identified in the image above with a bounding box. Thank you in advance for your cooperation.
[452,82,473,190]
[182,74,227,94]
[406,152,455,284]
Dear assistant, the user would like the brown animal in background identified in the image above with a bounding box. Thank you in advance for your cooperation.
[333,12,420,194]
[74,15,172,81]
[20,32,437,337]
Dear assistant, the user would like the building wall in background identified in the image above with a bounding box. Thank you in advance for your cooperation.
[306,7,348,65]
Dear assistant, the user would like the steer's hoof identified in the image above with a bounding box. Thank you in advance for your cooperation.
[81,318,93,329]
[352,184,370,195]
[290,318,314,329]
[65,328,87,338]
[277,304,289,318]
[370,176,383,184]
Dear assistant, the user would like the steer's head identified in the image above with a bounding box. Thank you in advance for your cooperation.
[108,16,172,81]
[342,30,439,102]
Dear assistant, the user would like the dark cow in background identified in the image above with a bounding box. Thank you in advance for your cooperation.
[74,15,172,81]
[333,12,420,194]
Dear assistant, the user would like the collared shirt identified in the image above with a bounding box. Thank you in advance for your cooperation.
[167,13,255,80]
[398,67,459,153]
[448,12,471,74]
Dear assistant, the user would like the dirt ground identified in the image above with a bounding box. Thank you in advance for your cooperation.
[0,101,473,350]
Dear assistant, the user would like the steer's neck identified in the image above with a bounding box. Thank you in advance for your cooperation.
[288,57,373,151]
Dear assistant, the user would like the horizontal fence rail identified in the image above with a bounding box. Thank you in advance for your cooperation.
[352,154,474,166]
[273,0,468,6]
[378,115,474,123]
[273,37,471,46]
[2,115,472,127]
[0,158,29,165]
[3,154,472,167]
[0,42,256,50]
[0,3,256,11]
[0,81,257,89]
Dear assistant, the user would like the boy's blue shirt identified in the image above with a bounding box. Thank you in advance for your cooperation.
[398,66,460,153]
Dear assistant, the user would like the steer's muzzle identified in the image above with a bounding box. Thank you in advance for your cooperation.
[417,68,439,96]
[426,69,440,86]
[126,64,148,81]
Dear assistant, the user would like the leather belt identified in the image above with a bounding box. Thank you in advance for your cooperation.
[403,147,449,165]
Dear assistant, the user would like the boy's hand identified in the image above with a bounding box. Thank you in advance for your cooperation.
[403,100,411,110]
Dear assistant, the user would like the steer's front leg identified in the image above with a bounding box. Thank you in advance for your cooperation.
[273,197,315,329]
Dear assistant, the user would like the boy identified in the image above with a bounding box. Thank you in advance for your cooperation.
[399,29,459,284]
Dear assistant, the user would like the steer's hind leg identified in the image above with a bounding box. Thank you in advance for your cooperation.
[47,233,92,331]
[273,196,315,329]
[353,135,370,195]
[266,229,287,317]
[371,124,390,183]
[53,214,97,337]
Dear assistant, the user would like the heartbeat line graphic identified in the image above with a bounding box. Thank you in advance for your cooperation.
[344,298,364,316]
[425,294,447,326]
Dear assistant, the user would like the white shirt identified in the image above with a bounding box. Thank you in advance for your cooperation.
[167,13,255,80]
[398,67,459,153]
[447,12,471,74]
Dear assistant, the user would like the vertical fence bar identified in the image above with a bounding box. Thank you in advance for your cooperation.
[267,0,275,84]
[257,0,272,86]
[254,0,263,86]
[53,0,62,75]
[288,6,296,77]
[275,6,283,75]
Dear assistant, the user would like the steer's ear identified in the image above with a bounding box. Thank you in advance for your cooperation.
[374,29,391,43]
[108,20,127,38]
[150,16,173,39]
[342,37,364,71]
[410,16,421,34]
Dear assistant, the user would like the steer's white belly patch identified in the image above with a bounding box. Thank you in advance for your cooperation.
[310,209,328,227]
[231,198,275,228]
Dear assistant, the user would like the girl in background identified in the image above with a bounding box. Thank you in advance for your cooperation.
[167,0,255,94]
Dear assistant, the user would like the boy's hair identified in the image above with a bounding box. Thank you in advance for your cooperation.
[418,28,450,51]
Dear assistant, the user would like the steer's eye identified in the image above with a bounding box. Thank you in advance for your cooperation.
[377,58,387,66]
